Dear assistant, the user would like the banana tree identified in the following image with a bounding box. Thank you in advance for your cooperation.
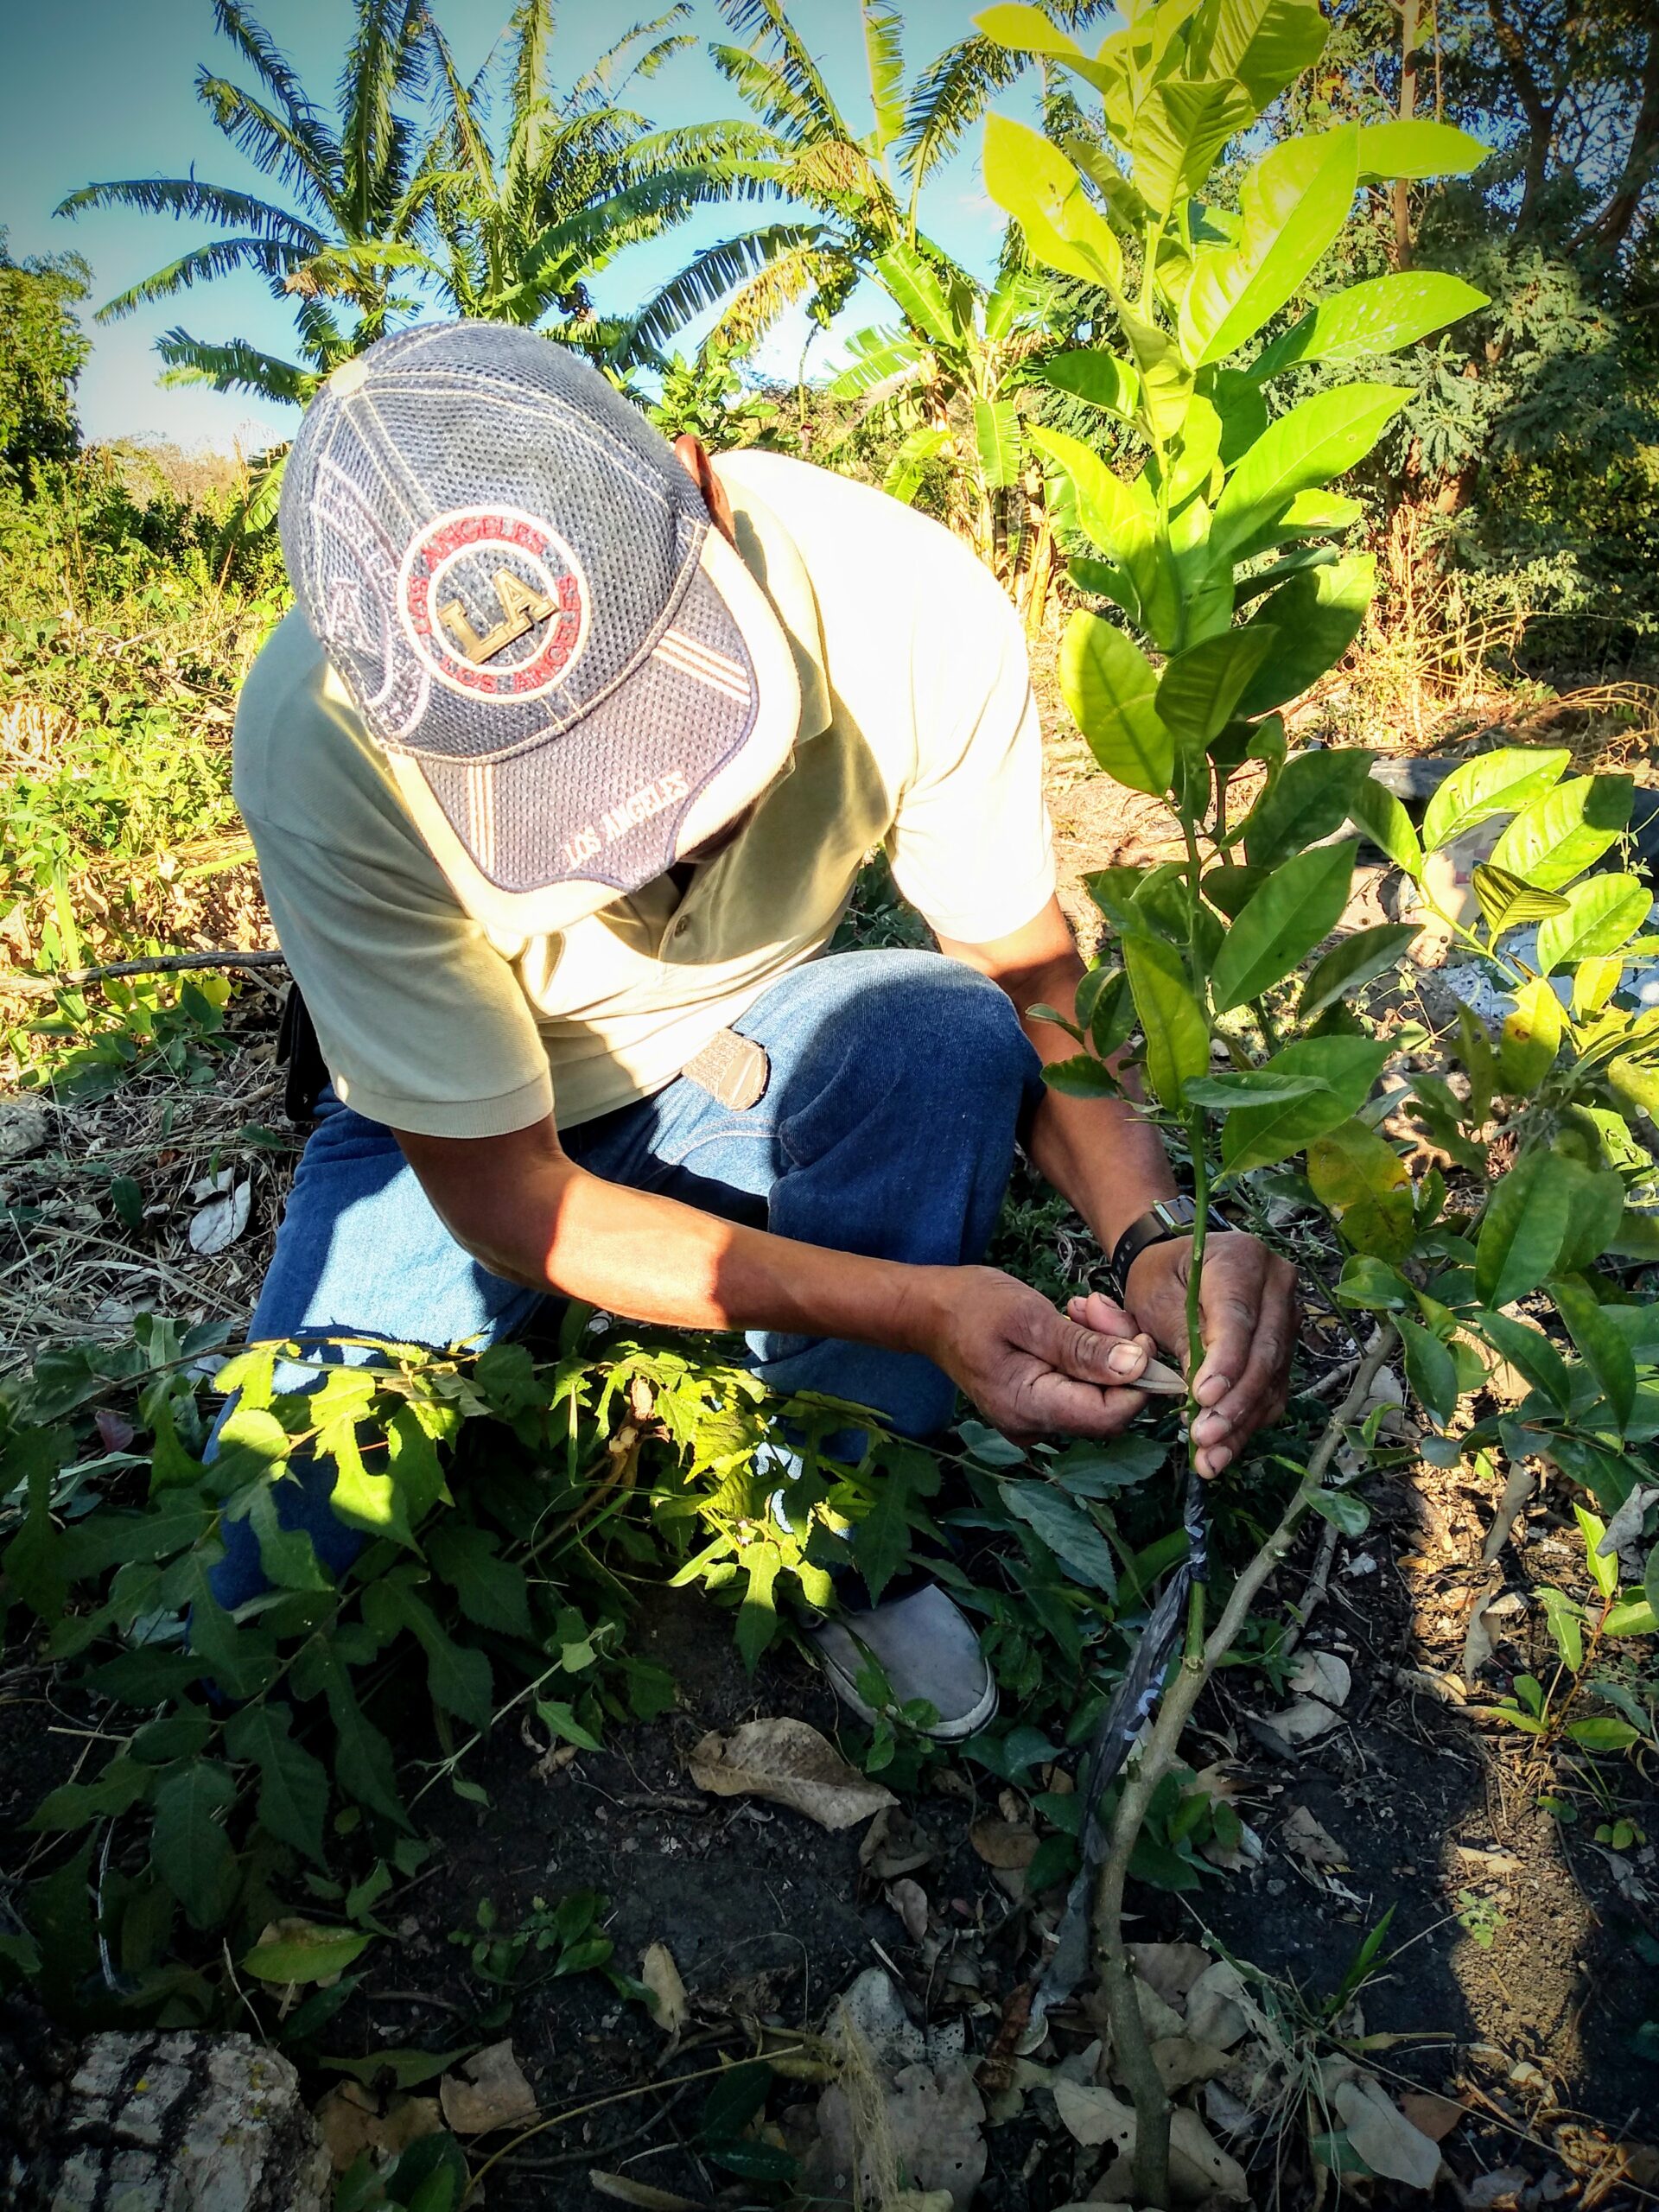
[829,240,1059,617]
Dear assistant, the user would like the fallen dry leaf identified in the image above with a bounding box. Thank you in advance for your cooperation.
[1133,1976,1186,2044]
[1281,1805,1349,1869]
[439,2040,537,2135]
[1053,2086,1246,2202]
[1183,1961,1254,2052]
[1052,2076,1135,2151]
[1273,1649,1352,1744]
[886,1877,930,1942]
[314,2081,441,2174]
[1151,2033,1232,2094]
[1399,2090,1465,2143]
[860,1805,936,1878]
[1128,1940,1212,2008]
[689,1718,897,1830]
[188,1178,250,1255]
[1335,2075,1442,2190]
[968,1815,1039,1870]
[641,1942,689,2038]
[588,2174,701,2211]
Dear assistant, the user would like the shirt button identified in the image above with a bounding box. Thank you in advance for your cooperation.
[674,917,690,938]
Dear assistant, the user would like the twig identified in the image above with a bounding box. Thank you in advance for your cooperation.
[1091,1325,1398,2207]
[6,949,288,997]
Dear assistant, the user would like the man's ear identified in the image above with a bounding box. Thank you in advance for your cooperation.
[672,432,738,546]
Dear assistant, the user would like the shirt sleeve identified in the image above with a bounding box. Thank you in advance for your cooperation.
[882,552,1058,945]
[246,812,555,1140]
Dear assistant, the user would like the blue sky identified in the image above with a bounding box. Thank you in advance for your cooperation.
[0,0,1039,453]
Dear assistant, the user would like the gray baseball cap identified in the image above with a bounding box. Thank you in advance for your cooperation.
[277,321,800,934]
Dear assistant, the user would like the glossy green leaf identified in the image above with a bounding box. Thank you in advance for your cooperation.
[1167,395,1224,510]
[1043,1052,1120,1097]
[1241,746,1375,870]
[1213,838,1358,1009]
[1059,612,1173,795]
[1212,384,1410,566]
[245,1922,372,1985]
[1395,1315,1459,1426]
[1472,861,1570,938]
[1551,1278,1637,1436]
[1305,1486,1370,1538]
[1157,626,1279,752]
[1475,1310,1573,1414]
[151,1760,238,1932]
[1255,270,1487,378]
[1421,747,1570,851]
[225,1703,330,1866]
[1575,1504,1620,1603]
[1231,488,1364,563]
[1336,1254,1414,1309]
[1306,1116,1414,1261]
[1079,963,1136,1058]
[1609,1054,1659,1127]
[1220,1036,1391,1175]
[1357,118,1489,178]
[973,397,1021,490]
[827,325,919,399]
[999,1480,1118,1593]
[1124,934,1211,1110]
[1489,773,1634,890]
[1474,1147,1576,1306]
[1132,79,1255,220]
[1041,350,1141,421]
[735,1538,781,1671]
[1181,127,1362,367]
[1535,874,1649,976]
[1204,0,1331,109]
[874,242,957,347]
[1183,1069,1329,1109]
[1300,922,1417,1020]
[1037,427,1179,645]
[1068,555,1141,621]
[1236,553,1375,717]
[1556,1163,1630,1274]
[983,115,1124,291]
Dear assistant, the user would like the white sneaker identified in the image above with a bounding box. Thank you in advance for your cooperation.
[808,1584,999,1743]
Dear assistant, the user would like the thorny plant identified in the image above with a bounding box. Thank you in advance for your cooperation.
[974,0,1659,2196]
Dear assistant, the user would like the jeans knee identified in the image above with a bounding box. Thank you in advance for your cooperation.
[867,961,1037,1125]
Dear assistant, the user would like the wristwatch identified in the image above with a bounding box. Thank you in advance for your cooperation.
[1107,1195,1224,1300]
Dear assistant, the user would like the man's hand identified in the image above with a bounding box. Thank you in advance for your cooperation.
[1067,1232,1297,1477]
[924,1267,1158,1443]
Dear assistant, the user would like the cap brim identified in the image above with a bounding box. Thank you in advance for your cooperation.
[388,525,802,938]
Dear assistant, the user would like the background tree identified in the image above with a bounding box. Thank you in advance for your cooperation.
[0,235,92,483]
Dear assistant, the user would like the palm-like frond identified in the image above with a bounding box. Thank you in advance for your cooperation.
[899,34,1027,195]
[194,73,338,219]
[708,42,837,146]
[496,169,747,316]
[572,8,695,102]
[97,238,313,322]
[717,0,849,143]
[625,220,827,359]
[211,0,339,175]
[154,328,321,404]
[54,177,324,254]
[708,234,839,354]
[339,0,432,233]
[862,2,906,158]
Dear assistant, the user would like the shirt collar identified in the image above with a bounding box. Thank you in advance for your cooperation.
[712,454,832,744]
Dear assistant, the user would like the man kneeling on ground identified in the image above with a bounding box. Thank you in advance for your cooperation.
[221,321,1296,1740]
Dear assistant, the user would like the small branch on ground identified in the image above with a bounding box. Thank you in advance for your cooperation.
[1090,1325,1398,2207]
[6,950,289,997]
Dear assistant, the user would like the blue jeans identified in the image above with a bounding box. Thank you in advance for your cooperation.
[209,949,1041,1605]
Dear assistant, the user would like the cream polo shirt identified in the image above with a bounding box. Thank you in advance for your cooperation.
[232,451,1058,1137]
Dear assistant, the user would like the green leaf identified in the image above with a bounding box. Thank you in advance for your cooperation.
[873,242,957,347]
[1240,744,1375,871]
[1306,1117,1414,1261]
[1474,1147,1577,1306]
[1357,119,1489,178]
[982,115,1123,291]
[1489,774,1634,891]
[1475,1311,1572,1415]
[1300,923,1417,1020]
[1395,1315,1459,1426]
[1575,1503,1620,1603]
[1551,1278,1637,1436]
[1205,0,1331,109]
[1497,978,1564,1096]
[1337,1255,1414,1309]
[852,1448,936,1605]
[1254,270,1489,377]
[1609,1055,1659,1127]
[362,1579,493,1732]
[245,1921,372,1985]
[997,1481,1117,1594]
[735,1539,781,1672]
[1184,1070,1330,1109]
[1212,840,1358,1010]
[1157,627,1280,751]
[246,1484,332,1592]
[1211,383,1409,563]
[1058,612,1173,795]
[973,397,1021,491]
[1041,350,1140,421]
[1,1431,69,1624]
[1237,555,1376,715]
[535,1696,604,1751]
[1220,1037,1392,1176]
[225,1701,331,1866]
[1305,1487,1370,1538]
[1043,1053,1120,1097]
[1232,488,1363,563]
[1080,964,1136,1058]
[426,1525,531,1639]
[1124,935,1211,1110]
[1565,1716,1640,1752]
[1536,874,1649,976]
[30,1754,154,1832]
[1472,862,1570,938]
[1181,127,1362,367]
[151,1759,238,1932]
[1421,747,1570,851]
[1037,429,1179,645]
[315,1652,411,1832]
[1132,79,1255,222]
